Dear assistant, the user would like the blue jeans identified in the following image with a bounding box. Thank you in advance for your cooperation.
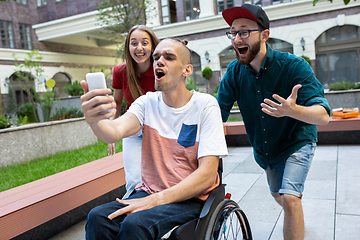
[85,190,204,240]
[266,143,316,198]
[122,134,142,199]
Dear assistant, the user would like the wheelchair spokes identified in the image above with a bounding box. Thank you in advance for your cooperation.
[206,200,252,240]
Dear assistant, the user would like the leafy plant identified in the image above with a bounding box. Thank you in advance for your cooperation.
[51,106,84,121]
[17,103,38,123]
[64,81,84,96]
[186,76,199,91]
[13,50,45,122]
[34,90,56,122]
[0,115,12,129]
[328,81,360,91]
[211,84,220,97]
[96,0,154,60]
[301,55,312,66]
[202,67,213,80]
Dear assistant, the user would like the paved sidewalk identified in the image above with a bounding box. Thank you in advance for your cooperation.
[50,145,360,240]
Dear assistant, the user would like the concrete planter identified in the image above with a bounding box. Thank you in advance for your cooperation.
[0,117,97,167]
[37,96,82,122]
[325,89,360,110]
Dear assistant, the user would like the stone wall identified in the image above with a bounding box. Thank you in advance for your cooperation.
[0,118,97,167]
[325,89,360,110]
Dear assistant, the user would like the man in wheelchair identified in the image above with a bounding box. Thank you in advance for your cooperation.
[80,38,228,240]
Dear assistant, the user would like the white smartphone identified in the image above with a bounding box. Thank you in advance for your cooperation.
[86,72,107,91]
[85,72,111,114]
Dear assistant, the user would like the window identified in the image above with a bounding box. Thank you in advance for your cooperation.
[160,0,177,24]
[315,25,360,88]
[0,21,14,48]
[185,0,200,21]
[19,24,32,50]
[243,0,291,6]
[271,0,291,5]
[37,0,46,7]
[243,0,262,6]
[267,38,293,53]
[217,0,234,13]
[16,0,27,5]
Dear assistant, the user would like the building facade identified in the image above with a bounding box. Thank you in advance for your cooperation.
[1,0,360,109]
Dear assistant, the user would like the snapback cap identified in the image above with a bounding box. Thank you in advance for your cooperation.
[222,4,270,29]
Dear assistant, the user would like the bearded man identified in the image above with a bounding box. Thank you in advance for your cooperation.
[217,4,330,240]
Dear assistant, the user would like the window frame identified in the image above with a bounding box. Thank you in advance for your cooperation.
[37,0,47,7]
[19,23,32,50]
[184,0,200,21]
[315,26,360,87]
[0,21,15,49]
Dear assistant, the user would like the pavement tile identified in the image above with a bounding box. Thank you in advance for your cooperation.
[335,214,360,240]
[48,145,360,240]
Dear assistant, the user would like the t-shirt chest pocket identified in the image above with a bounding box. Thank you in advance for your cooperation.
[177,123,198,148]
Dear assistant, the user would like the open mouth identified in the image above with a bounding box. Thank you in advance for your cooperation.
[156,69,165,79]
[238,46,248,55]
[135,52,145,57]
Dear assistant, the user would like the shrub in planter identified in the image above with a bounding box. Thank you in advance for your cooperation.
[329,81,360,91]
[301,55,312,66]
[51,106,84,121]
[64,81,84,96]
[0,115,12,129]
[17,103,38,123]
[202,67,213,80]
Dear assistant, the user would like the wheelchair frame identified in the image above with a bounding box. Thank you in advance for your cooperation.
[166,158,252,240]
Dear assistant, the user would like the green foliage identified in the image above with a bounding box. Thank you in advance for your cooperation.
[202,67,213,80]
[18,115,29,125]
[121,99,127,115]
[13,50,45,122]
[313,0,354,5]
[211,84,220,97]
[34,91,56,122]
[328,81,360,91]
[5,84,16,115]
[64,81,84,96]
[51,106,84,121]
[301,55,312,66]
[186,76,199,91]
[96,0,149,40]
[0,115,12,129]
[0,140,122,192]
[17,103,38,123]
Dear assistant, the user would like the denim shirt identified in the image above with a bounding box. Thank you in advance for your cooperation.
[217,44,330,169]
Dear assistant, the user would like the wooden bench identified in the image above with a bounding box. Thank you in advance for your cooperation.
[223,117,360,145]
[0,153,126,240]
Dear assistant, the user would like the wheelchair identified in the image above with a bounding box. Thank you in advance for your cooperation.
[163,158,252,240]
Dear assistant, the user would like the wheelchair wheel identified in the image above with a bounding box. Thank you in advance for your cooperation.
[204,199,252,240]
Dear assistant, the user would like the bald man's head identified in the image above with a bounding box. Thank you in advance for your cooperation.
[163,38,191,65]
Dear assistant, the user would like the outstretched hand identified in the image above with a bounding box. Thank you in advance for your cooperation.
[260,84,302,118]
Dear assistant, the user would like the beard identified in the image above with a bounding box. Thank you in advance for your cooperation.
[234,38,261,65]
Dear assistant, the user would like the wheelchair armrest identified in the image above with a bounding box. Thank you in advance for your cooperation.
[199,184,226,219]
[166,184,226,240]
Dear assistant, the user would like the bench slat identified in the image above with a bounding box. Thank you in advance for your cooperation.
[0,153,125,240]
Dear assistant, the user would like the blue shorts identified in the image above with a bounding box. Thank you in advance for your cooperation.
[265,143,316,198]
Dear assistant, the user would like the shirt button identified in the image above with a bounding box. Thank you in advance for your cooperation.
[263,129,266,131]
[266,153,268,155]
[257,90,260,93]
[262,116,264,119]
[256,76,259,79]
[265,141,267,144]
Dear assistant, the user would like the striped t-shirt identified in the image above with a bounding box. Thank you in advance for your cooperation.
[128,91,228,201]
